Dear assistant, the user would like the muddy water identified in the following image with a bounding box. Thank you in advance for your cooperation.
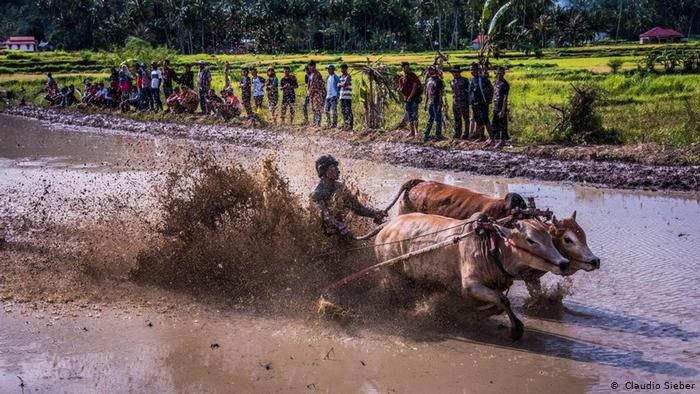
[1,114,699,393]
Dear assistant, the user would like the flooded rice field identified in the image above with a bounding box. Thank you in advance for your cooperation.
[0,114,699,393]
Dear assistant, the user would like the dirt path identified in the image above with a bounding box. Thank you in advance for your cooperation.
[3,105,698,192]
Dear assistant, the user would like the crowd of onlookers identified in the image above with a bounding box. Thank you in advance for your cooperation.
[44,58,510,146]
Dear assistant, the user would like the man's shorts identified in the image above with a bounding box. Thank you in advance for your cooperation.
[472,104,490,126]
[405,99,420,122]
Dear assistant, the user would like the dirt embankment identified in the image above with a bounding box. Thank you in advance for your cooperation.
[4,105,699,192]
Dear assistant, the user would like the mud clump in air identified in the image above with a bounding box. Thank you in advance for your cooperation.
[130,154,373,311]
[524,277,574,314]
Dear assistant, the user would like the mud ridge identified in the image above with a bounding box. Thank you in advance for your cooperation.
[4,105,699,192]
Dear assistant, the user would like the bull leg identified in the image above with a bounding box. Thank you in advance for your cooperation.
[463,281,524,340]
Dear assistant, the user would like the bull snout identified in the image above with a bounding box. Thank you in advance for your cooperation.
[589,257,601,269]
[558,259,570,273]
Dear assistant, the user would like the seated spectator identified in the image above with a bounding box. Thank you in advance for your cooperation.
[45,87,62,106]
[217,87,243,120]
[205,88,224,115]
[166,87,185,113]
[59,85,78,107]
[80,81,98,107]
[90,82,114,107]
[120,85,143,113]
[179,86,199,113]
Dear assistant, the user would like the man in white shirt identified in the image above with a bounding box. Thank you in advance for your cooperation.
[150,63,163,111]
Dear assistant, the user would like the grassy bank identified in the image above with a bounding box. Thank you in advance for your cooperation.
[1,42,699,147]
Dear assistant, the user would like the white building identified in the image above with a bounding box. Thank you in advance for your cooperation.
[1,36,38,52]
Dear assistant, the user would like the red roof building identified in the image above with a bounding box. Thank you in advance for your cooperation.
[639,27,683,44]
[1,36,38,52]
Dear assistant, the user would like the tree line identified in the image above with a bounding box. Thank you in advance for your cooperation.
[1,0,699,53]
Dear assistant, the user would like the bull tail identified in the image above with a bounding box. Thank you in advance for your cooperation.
[382,179,424,213]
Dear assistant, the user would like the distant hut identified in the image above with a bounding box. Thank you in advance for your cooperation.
[471,35,487,50]
[639,27,683,44]
[1,36,38,52]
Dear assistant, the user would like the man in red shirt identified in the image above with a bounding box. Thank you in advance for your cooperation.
[398,62,422,138]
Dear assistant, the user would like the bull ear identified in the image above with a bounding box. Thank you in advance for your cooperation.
[552,215,559,226]
[571,210,577,220]
[494,224,512,239]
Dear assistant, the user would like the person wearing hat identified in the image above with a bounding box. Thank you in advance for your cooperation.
[280,66,299,124]
[489,66,510,147]
[450,66,470,139]
[150,62,163,111]
[338,64,354,131]
[324,64,340,128]
[266,66,280,123]
[197,60,212,114]
[423,65,445,141]
[307,61,325,126]
[468,62,493,140]
[310,155,387,238]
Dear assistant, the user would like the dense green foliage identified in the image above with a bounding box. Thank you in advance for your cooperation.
[1,0,699,53]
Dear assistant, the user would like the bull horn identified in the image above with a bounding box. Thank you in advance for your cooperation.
[552,215,559,226]
[571,210,577,220]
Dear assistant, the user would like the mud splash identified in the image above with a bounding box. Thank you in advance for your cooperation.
[4,105,699,192]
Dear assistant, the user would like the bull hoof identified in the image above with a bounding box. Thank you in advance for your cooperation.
[510,318,524,341]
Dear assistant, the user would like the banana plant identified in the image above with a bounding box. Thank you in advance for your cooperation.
[477,0,513,64]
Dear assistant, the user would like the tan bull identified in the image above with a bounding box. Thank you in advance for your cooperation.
[384,179,600,295]
[374,213,570,340]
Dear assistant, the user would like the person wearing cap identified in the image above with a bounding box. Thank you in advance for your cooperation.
[338,64,354,131]
[310,155,387,238]
[398,62,422,137]
[490,66,510,147]
[307,61,325,126]
[324,64,340,128]
[450,65,469,139]
[280,66,299,124]
[197,60,212,114]
[150,62,163,111]
[266,67,280,123]
[240,67,253,117]
[468,62,493,140]
[251,68,266,110]
[180,64,194,90]
[423,65,445,141]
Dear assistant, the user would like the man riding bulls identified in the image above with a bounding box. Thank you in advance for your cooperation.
[311,155,387,238]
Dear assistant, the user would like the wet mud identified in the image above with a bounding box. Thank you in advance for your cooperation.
[1,113,699,393]
[4,105,699,192]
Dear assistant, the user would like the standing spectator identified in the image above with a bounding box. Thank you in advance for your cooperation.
[338,64,353,131]
[162,59,178,98]
[468,62,493,140]
[46,72,58,92]
[450,65,469,139]
[490,66,510,147]
[150,63,163,111]
[423,65,444,141]
[398,62,422,138]
[141,64,153,110]
[109,68,120,97]
[251,68,266,110]
[307,61,325,127]
[302,65,311,125]
[266,67,279,123]
[197,60,212,114]
[324,64,340,128]
[240,67,253,117]
[180,64,194,89]
[119,64,132,99]
[280,66,298,124]
[223,61,231,89]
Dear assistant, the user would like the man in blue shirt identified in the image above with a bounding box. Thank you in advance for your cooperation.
[324,64,340,128]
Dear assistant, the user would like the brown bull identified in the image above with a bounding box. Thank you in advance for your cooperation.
[375,213,569,340]
[384,179,600,295]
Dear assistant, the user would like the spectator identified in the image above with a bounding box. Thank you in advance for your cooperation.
[180,64,194,90]
[62,85,78,107]
[140,64,153,110]
[490,66,510,148]
[166,87,184,113]
[338,64,353,131]
[109,68,120,97]
[398,62,422,138]
[197,60,212,114]
[240,67,253,117]
[162,59,178,98]
[266,66,279,123]
[423,65,444,141]
[119,64,132,99]
[450,65,469,139]
[251,68,266,110]
[223,60,231,89]
[121,85,143,113]
[150,62,163,111]
[307,61,325,127]
[324,64,340,128]
[179,86,200,113]
[205,88,224,116]
[468,62,493,140]
[46,72,57,92]
[218,87,243,120]
[302,65,311,125]
[280,66,299,124]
